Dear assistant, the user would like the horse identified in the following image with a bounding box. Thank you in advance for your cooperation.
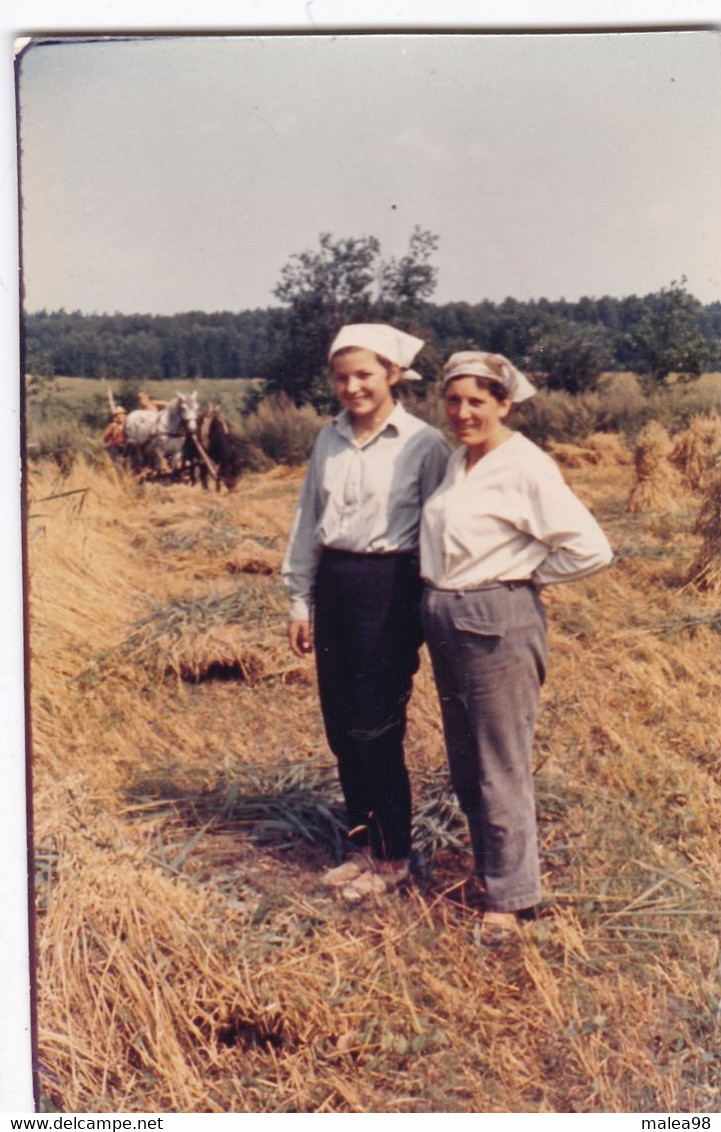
[124,392,200,477]
[183,405,245,492]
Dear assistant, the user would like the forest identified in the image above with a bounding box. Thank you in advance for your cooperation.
[23,230,721,407]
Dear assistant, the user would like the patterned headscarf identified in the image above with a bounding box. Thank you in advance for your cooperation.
[442,351,537,403]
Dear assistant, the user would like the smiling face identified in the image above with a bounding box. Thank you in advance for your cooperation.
[444,376,512,461]
[331,347,400,429]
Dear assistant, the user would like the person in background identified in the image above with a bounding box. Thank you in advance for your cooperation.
[420,351,613,941]
[282,324,450,903]
[102,406,127,462]
[137,389,168,411]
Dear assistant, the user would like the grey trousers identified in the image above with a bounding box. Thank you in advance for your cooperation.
[421,583,548,912]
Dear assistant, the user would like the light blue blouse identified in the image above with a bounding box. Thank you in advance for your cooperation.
[282,402,450,621]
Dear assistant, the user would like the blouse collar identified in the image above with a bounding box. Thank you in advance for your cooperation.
[334,401,412,444]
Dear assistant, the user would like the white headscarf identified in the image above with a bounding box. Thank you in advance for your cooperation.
[328,323,425,381]
[442,351,537,403]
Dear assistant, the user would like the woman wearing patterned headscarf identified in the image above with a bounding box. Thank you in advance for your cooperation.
[420,352,613,940]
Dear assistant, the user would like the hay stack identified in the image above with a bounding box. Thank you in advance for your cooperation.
[547,441,600,469]
[670,413,721,491]
[685,467,721,592]
[115,583,297,684]
[549,432,633,470]
[626,421,686,513]
[223,537,281,577]
[583,431,632,465]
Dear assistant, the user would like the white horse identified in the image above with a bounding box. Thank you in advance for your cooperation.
[124,392,200,477]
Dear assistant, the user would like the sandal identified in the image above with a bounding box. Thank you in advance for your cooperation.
[478,911,521,946]
[341,858,411,903]
[373,859,410,889]
[321,852,371,888]
[341,870,389,903]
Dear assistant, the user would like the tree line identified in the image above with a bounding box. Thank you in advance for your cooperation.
[23,229,721,406]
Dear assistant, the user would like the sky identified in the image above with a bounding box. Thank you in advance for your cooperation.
[16,28,721,317]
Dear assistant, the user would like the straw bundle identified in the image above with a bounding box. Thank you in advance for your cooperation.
[223,537,281,577]
[626,421,686,513]
[685,468,721,591]
[632,419,673,465]
[547,441,600,469]
[549,432,632,471]
[670,413,721,491]
[583,431,632,465]
[113,583,296,683]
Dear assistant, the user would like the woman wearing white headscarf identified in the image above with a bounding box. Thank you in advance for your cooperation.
[282,324,449,900]
[420,352,612,938]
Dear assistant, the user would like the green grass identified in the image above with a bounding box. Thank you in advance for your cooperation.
[49,375,261,420]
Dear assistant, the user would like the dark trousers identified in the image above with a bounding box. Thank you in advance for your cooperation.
[314,549,422,861]
[421,583,547,911]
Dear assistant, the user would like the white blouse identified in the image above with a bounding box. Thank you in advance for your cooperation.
[283,403,450,621]
[420,432,613,590]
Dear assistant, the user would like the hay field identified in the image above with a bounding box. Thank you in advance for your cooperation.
[27,439,720,1113]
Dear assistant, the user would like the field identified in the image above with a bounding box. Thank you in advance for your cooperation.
[26,395,721,1113]
[51,375,261,411]
[29,376,260,435]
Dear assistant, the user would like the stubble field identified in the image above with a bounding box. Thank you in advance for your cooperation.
[27,415,721,1113]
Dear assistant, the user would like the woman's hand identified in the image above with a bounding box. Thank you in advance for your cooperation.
[289,620,313,657]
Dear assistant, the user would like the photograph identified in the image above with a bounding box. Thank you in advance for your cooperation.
[15,25,721,1114]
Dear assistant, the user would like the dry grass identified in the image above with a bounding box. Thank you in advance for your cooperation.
[670,413,721,491]
[28,447,721,1114]
[545,441,600,469]
[684,468,721,593]
[547,433,632,471]
[583,431,633,465]
[238,394,325,466]
[626,421,689,513]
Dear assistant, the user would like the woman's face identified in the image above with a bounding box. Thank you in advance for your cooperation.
[331,348,400,424]
[444,377,512,457]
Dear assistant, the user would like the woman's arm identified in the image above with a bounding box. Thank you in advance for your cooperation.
[288,619,313,657]
[281,441,324,624]
[521,467,613,586]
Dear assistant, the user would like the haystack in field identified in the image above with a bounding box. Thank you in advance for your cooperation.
[583,431,632,465]
[116,583,297,684]
[626,421,686,513]
[685,467,721,592]
[223,537,281,577]
[549,432,632,470]
[547,441,600,469]
[670,413,721,491]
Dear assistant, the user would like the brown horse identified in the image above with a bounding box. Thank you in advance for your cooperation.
[184,406,245,491]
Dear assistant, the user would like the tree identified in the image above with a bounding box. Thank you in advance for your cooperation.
[618,278,711,385]
[268,229,440,406]
[274,232,381,319]
[268,233,380,406]
[377,226,439,315]
[527,316,614,393]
